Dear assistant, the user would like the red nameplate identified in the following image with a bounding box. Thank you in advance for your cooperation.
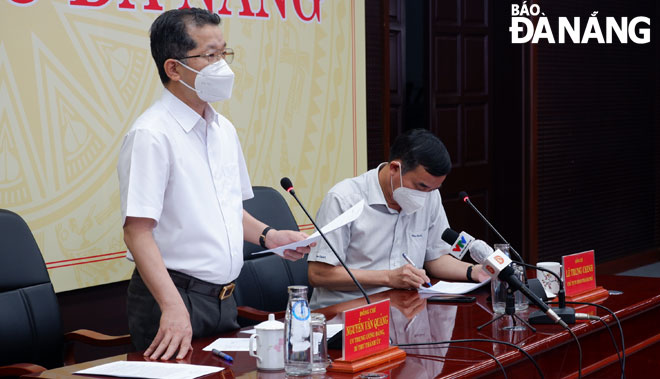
[562,250,596,297]
[342,299,390,361]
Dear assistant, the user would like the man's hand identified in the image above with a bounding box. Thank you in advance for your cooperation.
[387,264,431,289]
[266,229,315,261]
[144,303,193,361]
[472,264,491,282]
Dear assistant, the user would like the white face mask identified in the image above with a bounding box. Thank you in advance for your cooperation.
[177,58,234,102]
[390,162,428,215]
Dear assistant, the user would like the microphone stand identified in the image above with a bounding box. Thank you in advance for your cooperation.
[281,179,370,304]
[281,178,371,351]
[460,192,527,282]
[524,263,576,324]
[478,287,536,332]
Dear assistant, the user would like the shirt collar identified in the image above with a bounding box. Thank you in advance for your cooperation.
[366,162,389,206]
[162,89,219,133]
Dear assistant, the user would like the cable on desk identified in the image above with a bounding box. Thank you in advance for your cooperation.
[563,301,626,379]
[405,345,507,379]
[395,338,543,379]
[595,316,624,377]
[562,324,582,379]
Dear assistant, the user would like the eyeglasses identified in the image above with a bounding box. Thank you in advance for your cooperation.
[178,48,234,64]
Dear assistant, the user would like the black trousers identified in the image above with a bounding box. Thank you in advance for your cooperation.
[126,269,239,351]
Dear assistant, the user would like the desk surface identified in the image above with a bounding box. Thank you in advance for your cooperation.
[27,274,660,378]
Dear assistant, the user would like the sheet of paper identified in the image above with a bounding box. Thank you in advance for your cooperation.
[308,199,365,238]
[251,199,365,257]
[326,323,343,339]
[202,338,251,351]
[74,361,222,379]
[418,279,490,295]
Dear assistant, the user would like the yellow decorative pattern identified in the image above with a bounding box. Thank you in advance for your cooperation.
[1,0,366,292]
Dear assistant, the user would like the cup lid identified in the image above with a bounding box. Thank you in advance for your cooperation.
[255,313,284,330]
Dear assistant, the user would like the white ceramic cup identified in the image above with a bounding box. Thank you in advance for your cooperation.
[249,314,285,371]
[536,261,563,298]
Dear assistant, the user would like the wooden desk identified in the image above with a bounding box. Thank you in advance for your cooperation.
[26,275,660,378]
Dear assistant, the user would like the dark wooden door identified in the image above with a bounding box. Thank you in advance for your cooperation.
[429,0,493,241]
[366,0,494,242]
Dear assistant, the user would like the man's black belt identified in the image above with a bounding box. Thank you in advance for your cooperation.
[168,269,235,301]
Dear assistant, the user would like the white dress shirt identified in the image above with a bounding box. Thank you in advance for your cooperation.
[308,163,451,309]
[118,89,253,284]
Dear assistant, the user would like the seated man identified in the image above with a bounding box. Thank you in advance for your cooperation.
[307,129,488,309]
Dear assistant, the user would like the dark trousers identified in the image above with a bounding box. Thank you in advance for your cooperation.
[126,269,239,351]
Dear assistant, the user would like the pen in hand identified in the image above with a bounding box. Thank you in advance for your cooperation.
[401,252,432,288]
[212,348,234,363]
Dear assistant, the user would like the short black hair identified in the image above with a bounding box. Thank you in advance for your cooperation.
[389,129,452,177]
[149,8,221,84]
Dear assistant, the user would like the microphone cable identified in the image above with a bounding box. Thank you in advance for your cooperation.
[594,316,624,378]
[513,261,582,377]
[406,345,507,379]
[563,324,583,379]
[551,300,626,379]
[395,338,544,378]
[516,261,568,306]
[512,261,618,379]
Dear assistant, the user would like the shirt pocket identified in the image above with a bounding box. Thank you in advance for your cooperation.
[406,228,429,259]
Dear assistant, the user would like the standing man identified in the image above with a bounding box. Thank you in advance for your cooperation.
[307,129,489,309]
[118,8,310,361]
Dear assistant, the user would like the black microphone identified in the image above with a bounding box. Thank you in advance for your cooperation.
[458,191,525,264]
[461,237,569,328]
[280,177,370,304]
[458,192,576,323]
[440,228,475,260]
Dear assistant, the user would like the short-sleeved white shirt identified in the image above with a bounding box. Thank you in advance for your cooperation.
[308,163,451,309]
[118,89,253,284]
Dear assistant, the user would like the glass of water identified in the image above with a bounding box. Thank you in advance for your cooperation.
[311,313,330,372]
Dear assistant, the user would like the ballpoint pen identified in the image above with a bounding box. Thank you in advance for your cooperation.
[401,252,432,288]
[212,348,234,363]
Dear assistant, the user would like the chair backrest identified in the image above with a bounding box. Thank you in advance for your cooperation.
[0,209,64,369]
[234,187,311,326]
[241,186,301,260]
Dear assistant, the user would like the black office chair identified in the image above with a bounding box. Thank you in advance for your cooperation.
[241,186,302,260]
[0,209,131,377]
[234,186,312,326]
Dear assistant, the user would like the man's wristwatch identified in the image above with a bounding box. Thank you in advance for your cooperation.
[259,226,273,249]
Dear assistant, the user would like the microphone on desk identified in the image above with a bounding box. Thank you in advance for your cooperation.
[457,192,577,324]
[527,264,577,324]
[458,191,541,296]
[280,177,370,305]
[441,229,569,328]
[458,191,525,265]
